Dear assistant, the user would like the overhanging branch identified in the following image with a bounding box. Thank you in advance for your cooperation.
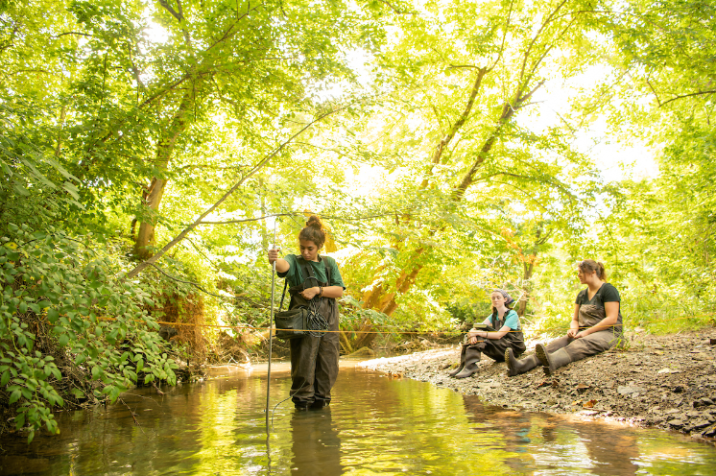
[125,105,348,279]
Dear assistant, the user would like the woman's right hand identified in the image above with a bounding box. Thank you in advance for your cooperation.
[468,336,478,345]
[268,248,280,264]
[567,326,579,338]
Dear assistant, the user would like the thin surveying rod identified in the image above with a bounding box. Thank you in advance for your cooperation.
[266,220,277,438]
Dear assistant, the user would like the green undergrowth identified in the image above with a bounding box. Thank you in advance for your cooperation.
[529,286,716,340]
[0,224,181,442]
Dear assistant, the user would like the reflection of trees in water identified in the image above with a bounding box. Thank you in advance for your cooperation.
[326,372,522,474]
[3,372,715,476]
[572,422,639,476]
[0,384,209,475]
[290,409,343,476]
[462,395,536,474]
[523,412,640,476]
[29,376,283,475]
[461,396,644,475]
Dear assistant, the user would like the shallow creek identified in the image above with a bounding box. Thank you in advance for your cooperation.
[1,361,715,475]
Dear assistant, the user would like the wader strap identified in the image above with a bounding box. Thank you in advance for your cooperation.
[300,259,320,289]
[279,256,332,311]
[325,256,332,287]
[278,280,289,311]
[297,256,330,289]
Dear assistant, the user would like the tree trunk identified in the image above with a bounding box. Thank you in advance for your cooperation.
[133,88,197,259]
[361,78,544,316]
[359,69,489,315]
[363,247,426,315]
[516,261,535,316]
[360,1,572,317]
[126,106,343,279]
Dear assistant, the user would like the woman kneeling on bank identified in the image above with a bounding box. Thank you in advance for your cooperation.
[505,259,623,377]
[450,290,526,379]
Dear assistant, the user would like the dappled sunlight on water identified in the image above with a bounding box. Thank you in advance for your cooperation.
[1,363,715,475]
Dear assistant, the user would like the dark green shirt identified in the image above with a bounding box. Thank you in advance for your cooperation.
[277,254,345,290]
[575,283,621,313]
[575,282,624,334]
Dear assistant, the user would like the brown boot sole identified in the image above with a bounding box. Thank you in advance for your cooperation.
[535,344,554,376]
[505,348,518,377]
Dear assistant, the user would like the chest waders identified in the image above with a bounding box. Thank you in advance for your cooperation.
[284,257,340,410]
[267,256,339,423]
[452,311,527,379]
[535,303,621,376]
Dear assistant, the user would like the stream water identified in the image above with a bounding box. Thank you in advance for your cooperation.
[1,361,715,475]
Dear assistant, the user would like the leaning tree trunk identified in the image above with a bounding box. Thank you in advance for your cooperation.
[133,89,196,259]
[361,86,537,315]
[360,70,489,315]
[359,0,576,316]
[515,225,548,316]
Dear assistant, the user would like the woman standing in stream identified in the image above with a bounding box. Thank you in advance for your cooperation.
[450,290,527,379]
[268,216,345,410]
[505,259,624,377]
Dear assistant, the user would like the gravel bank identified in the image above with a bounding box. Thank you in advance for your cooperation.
[359,329,716,441]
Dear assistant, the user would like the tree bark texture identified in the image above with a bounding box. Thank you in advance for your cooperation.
[133,87,197,259]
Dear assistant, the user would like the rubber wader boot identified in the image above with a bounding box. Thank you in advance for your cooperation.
[448,345,469,377]
[535,344,572,376]
[454,346,481,379]
[505,348,540,377]
[310,399,328,410]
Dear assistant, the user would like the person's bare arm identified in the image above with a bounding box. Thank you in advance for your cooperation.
[268,248,289,273]
[300,286,343,300]
[468,324,511,341]
[567,304,581,337]
[576,301,619,338]
[487,324,511,340]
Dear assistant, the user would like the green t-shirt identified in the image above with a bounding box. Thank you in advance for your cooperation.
[277,254,345,290]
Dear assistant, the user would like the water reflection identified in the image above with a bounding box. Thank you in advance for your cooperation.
[290,409,342,475]
[462,396,535,473]
[0,365,714,475]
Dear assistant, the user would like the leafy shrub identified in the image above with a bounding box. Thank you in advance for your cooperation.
[0,224,178,442]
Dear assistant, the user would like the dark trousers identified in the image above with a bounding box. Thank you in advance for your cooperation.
[289,298,340,406]
[477,337,524,362]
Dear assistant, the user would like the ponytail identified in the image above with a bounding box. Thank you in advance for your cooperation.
[597,261,607,282]
[578,259,607,282]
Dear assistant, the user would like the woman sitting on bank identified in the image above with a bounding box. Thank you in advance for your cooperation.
[505,259,624,377]
[450,290,526,379]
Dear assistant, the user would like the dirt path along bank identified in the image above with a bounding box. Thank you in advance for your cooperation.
[359,330,716,441]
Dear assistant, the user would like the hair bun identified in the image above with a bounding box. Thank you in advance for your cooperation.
[306,215,323,230]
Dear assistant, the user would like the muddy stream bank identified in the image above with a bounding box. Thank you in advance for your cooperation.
[360,329,716,441]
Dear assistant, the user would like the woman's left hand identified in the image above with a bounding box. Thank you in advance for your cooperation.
[574,330,589,339]
[300,286,320,300]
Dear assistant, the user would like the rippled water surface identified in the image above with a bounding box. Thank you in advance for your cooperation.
[1,362,715,475]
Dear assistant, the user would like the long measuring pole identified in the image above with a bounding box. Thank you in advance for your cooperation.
[266,220,277,436]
